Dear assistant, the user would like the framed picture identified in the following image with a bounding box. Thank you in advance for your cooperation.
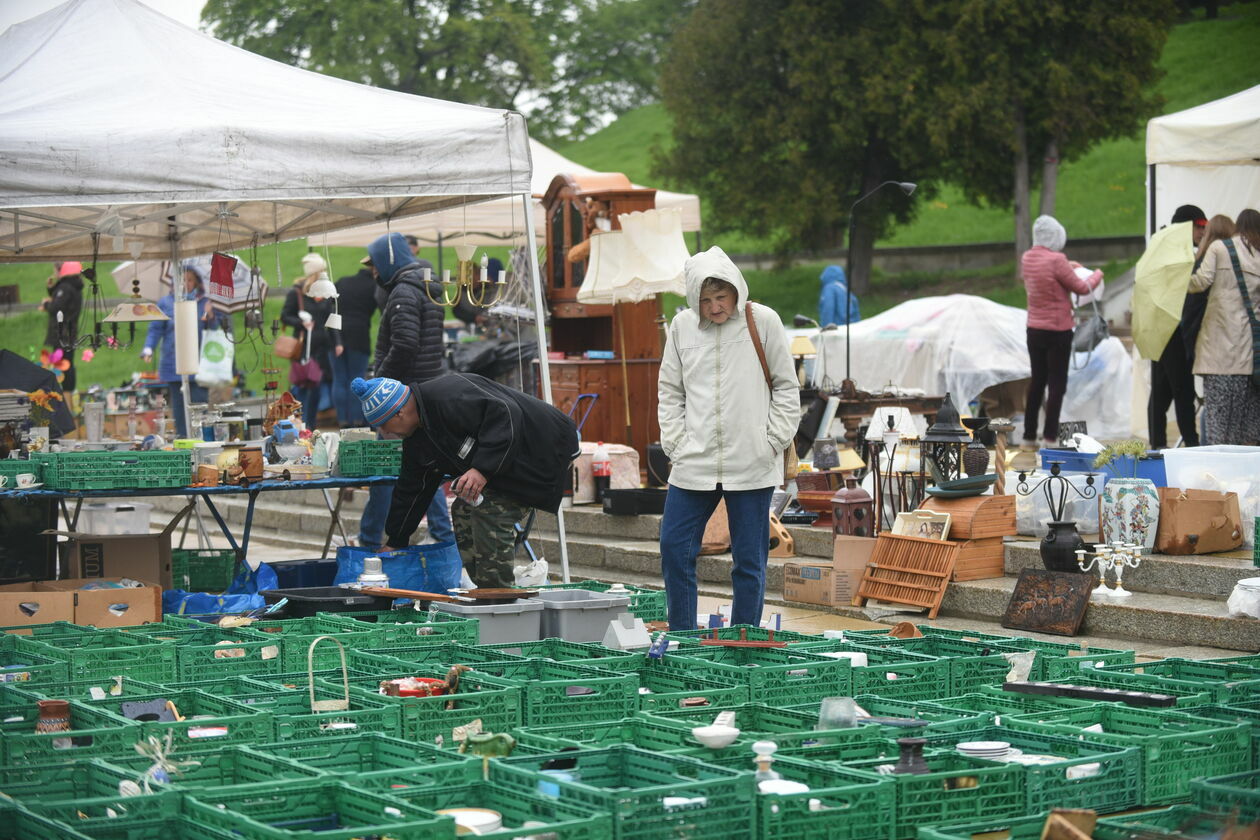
[892,510,952,541]
[1001,569,1094,636]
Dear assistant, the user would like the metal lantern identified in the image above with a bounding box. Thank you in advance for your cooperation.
[832,477,875,537]
[922,392,970,483]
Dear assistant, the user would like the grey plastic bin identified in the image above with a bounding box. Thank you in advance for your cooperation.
[536,588,632,643]
[429,598,544,644]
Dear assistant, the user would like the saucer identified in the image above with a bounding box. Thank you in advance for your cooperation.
[10,483,43,490]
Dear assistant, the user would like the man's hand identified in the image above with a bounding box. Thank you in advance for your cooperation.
[140,347,153,362]
[384,544,405,552]
[452,468,487,502]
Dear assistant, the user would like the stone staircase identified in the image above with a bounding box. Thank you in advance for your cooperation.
[146,493,1260,653]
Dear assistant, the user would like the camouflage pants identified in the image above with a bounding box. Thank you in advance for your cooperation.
[451,488,530,590]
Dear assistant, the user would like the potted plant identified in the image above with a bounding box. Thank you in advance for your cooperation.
[24,389,63,449]
[1094,439,1159,553]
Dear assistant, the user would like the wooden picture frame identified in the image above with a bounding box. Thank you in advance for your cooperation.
[892,510,952,541]
[1001,568,1094,636]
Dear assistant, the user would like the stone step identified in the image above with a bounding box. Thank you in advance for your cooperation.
[1006,541,1256,601]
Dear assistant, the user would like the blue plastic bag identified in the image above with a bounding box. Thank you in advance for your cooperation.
[225,561,279,596]
[334,542,462,595]
[163,590,265,615]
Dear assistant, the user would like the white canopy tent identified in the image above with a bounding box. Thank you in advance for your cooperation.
[811,295,1134,439]
[316,140,703,249]
[0,0,578,578]
[1146,85,1260,237]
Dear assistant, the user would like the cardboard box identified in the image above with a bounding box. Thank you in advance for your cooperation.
[784,562,838,606]
[0,582,75,628]
[832,535,877,606]
[36,578,161,628]
[45,505,190,590]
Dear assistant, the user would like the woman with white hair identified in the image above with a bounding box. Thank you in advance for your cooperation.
[281,252,341,429]
[1019,215,1103,450]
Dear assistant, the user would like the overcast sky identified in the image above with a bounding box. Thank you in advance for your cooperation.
[0,0,205,35]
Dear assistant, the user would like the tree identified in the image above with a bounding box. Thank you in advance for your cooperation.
[201,0,689,142]
[892,0,1175,266]
[655,0,938,294]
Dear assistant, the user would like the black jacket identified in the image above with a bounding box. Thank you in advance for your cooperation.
[280,285,340,377]
[334,268,378,355]
[43,273,83,349]
[385,373,580,547]
[373,261,446,383]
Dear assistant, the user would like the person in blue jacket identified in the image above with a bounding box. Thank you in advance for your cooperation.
[818,265,861,328]
[141,262,228,436]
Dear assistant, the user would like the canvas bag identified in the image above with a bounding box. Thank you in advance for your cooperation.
[744,303,800,481]
[1223,239,1260,389]
[1154,486,1243,555]
[195,327,234,387]
[1071,294,1108,370]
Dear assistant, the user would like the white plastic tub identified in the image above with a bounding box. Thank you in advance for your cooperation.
[1009,470,1102,538]
[76,501,154,535]
[1163,445,1260,548]
[536,588,632,643]
[428,598,543,645]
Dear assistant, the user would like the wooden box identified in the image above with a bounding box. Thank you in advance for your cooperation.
[948,536,1006,581]
[921,494,1015,540]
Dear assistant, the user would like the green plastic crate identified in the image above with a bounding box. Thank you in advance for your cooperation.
[0,459,42,486]
[989,637,1136,681]
[759,756,896,840]
[657,645,853,705]
[1003,703,1252,804]
[844,644,955,702]
[170,548,239,592]
[919,806,1206,840]
[536,580,667,622]
[0,620,96,637]
[0,757,133,804]
[337,439,402,477]
[106,744,324,790]
[15,631,177,683]
[485,638,643,672]
[636,666,750,713]
[665,624,825,646]
[1097,805,1244,839]
[184,778,443,840]
[1191,769,1260,822]
[387,779,614,839]
[31,449,192,490]
[926,687,1092,720]
[0,634,69,686]
[1097,657,1260,703]
[494,745,755,840]
[465,658,639,726]
[123,625,285,682]
[0,695,140,764]
[847,636,1013,694]
[219,679,402,739]
[253,733,475,790]
[1044,668,1214,707]
[319,608,480,645]
[921,724,1144,816]
[846,751,1027,839]
[17,675,166,701]
[787,694,997,735]
[347,641,525,674]
[1185,700,1260,769]
[328,666,523,745]
[55,816,241,840]
[0,804,92,840]
[517,715,720,755]
[646,702,823,737]
[84,688,274,751]
[236,616,381,672]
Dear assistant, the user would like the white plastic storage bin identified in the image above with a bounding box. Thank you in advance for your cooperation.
[76,501,154,535]
[1009,470,1102,539]
[428,598,543,644]
[536,588,632,643]
[1163,445,1260,548]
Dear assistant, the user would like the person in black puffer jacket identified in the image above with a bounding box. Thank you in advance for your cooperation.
[358,231,455,552]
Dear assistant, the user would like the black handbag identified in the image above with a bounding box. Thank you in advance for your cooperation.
[1072,295,1109,353]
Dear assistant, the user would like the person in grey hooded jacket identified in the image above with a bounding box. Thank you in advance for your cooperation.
[657,246,798,631]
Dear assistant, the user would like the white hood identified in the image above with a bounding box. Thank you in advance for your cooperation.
[684,246,749,315]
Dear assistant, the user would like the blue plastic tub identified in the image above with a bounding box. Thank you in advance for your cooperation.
[1039,449,1166,486]
[265,558,337,589]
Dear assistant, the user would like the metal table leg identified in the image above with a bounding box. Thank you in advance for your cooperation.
[199,495,239,553]
[240,489,260,559]
[320,487,347,560]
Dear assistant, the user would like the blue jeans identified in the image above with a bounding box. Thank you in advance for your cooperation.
[167,382,208,438]
[358,482,455,549]
[331,349,370,426]
[660,484,773,632]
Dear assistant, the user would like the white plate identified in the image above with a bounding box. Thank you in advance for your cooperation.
[957,741,1010,752]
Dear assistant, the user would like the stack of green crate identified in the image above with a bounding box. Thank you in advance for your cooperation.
[337,439,402,477]
[32,449,192,490]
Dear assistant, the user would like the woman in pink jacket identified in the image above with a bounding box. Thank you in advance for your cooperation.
[1020,215,1103,450]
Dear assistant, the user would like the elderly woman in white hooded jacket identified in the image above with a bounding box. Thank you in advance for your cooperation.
[657,246,798,631]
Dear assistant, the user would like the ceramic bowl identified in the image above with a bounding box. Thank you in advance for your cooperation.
[691,723,741,749]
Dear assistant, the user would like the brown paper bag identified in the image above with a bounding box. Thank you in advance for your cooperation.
[1154,487,1243,555]
[699,499,730,555]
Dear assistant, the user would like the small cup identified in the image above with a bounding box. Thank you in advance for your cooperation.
[0,475,7,488]
[15,473,36,489]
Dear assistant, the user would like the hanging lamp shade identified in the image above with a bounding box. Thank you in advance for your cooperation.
[307,277,339,299]
[102,299,167,322]
[577,207,689,304]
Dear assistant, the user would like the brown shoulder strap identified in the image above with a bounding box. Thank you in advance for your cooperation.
[745,302,773,390]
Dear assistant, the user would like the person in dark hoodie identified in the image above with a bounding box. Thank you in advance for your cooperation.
[41,261,84,395]
[351,374,579,589]
[357,232,453,551]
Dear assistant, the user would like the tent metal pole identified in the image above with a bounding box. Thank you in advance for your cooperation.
[522,192,570,583]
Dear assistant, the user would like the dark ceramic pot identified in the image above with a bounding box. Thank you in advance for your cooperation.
[1041,520,1086,572]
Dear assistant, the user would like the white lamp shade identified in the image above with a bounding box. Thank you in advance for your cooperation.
[864,407,926,442]
[174,299,200,375]
[307,277,339,299]
[102,299,168,322]
[577,207,689,304]
[454,242,476,262]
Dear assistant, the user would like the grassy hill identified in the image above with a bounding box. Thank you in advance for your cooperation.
[562,3,1260,252]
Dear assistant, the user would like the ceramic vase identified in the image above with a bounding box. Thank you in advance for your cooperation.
[1100,478,1160,553]
[1041,520,1087,572]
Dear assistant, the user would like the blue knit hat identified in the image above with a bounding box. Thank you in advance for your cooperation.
[352,377,410,427]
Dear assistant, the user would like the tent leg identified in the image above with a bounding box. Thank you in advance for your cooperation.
[523,193,570,583]
[180,374,194,440]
